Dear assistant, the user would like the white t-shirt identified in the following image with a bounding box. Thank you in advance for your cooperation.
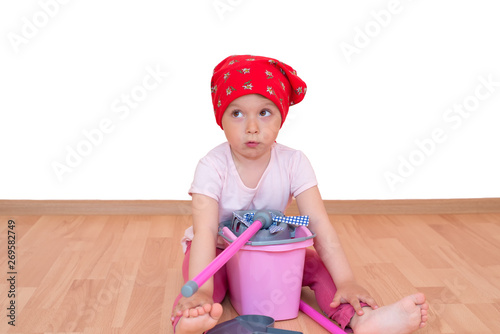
[182,142,317,250]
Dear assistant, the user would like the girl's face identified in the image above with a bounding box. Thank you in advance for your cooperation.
[221,94,282,162]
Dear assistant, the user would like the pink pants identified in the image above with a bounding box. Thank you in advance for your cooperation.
[172,242,359,331]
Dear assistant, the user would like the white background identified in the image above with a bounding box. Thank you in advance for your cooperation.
[1,0,499,200]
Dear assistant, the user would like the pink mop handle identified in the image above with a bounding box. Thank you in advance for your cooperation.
[181,219,263,297]
[299,300,347,334]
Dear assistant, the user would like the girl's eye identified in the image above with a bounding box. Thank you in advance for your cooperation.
[232,110,243,118]
[260,109,271,117]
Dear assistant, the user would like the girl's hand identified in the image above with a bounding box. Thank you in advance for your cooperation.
[172,290,214,320]
[330,281,379,316]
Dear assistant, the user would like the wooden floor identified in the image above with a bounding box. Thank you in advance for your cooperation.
[1,213,499,333]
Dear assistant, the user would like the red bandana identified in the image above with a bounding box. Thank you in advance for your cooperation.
[211,55,307,129]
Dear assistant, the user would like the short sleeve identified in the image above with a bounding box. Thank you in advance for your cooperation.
[188,156,223,202]
[290,150,318,198]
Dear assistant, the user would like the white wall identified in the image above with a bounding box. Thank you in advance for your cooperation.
[1,0,499,200]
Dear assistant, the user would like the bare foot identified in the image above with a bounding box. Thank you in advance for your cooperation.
[349,293,428,334]
[175,303,223,334]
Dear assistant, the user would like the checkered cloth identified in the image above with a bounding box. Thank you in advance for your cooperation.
[233,211,309,234]
[272,215,309,226]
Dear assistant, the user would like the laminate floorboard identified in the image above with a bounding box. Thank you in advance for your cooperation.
[1,213,499,333]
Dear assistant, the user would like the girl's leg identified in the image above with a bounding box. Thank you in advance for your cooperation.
[172,242,228,330]
[302,249,366,330]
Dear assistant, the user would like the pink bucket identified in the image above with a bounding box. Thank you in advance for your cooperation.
[221,225,314,320]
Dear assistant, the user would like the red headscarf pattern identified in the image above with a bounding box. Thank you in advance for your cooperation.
[211,55,307,129]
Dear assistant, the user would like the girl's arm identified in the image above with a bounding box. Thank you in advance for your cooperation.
[295,186,378,314]
[189,193,220,296]
[296,186,354,284]
[173,193,219,315]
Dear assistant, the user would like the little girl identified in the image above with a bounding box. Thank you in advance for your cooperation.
[171,55,428,334]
